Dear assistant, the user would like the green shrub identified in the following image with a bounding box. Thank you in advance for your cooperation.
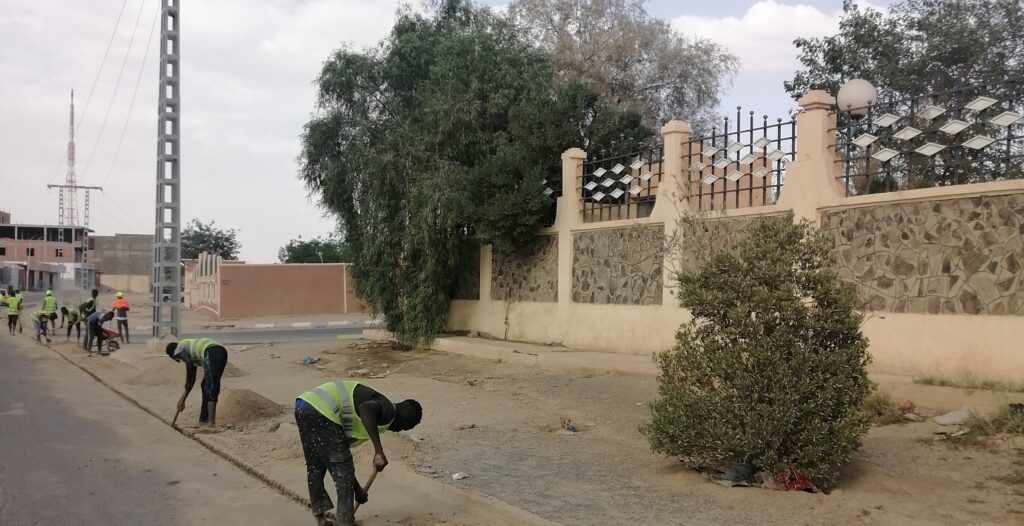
[642,218,871,488]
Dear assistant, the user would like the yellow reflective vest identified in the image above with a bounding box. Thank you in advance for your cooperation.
[7,295,22,315]
[298,380,393,448]
[43,295,57,314]
[177,338,221,366]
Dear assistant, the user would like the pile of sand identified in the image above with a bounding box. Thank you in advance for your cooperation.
[215,388,285,426]
[126,359,246,387]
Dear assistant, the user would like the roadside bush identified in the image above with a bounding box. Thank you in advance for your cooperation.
[642,218,871,488]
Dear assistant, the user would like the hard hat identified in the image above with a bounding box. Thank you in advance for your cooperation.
[46,290,52,296]
[116,292,124,298]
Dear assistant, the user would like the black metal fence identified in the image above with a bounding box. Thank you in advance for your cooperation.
[682,108,796,210]
[579,146,664,222]
[836,80,1024,195]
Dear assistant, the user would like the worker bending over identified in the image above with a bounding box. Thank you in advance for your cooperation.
[295,380,422,526]
[61,305,83,342]
[29,310,51,344]
[166,338,229,430]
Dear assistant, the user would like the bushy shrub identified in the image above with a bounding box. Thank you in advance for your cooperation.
[642,218,871,488]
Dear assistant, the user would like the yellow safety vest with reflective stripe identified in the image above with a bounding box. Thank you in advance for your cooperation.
[298,380,393,448]
[43,295,57,314]
[7,295,21,315]
[178,338,220,366]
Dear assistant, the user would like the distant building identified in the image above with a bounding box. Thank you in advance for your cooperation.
[0,212,95,291]
[92,233,154,293]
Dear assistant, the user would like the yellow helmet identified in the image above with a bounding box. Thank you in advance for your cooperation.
[46,290,53,296]
[116,292,124,298]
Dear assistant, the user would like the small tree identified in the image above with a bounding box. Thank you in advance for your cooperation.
[278,235,353,263]
[181,219,241,260]
[643,218,871,488]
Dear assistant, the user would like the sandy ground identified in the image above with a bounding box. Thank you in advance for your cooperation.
[44,337,1024,526]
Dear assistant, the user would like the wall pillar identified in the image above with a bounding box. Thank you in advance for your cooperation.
[776,90,846,222]
[557,148,586,306]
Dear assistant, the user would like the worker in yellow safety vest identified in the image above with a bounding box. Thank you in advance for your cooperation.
[42,290,58,336]
[29,310,52,344]
[295,380,422,526]
[7,290,23,335]
[166,338,229,429]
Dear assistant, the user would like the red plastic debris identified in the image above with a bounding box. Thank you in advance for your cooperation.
[776,468,816,492]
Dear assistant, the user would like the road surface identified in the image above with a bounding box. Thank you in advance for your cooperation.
[0,335,311,525]
[183,325,368,344]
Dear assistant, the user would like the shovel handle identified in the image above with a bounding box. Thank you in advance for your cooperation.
[353,466,379,513]
[171,408,181,428]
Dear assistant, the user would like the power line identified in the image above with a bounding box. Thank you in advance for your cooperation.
[80,0,149,181]
[46,0,131,186]
[101,2,160,188]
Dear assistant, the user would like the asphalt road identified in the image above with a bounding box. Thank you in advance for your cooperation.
[0,335,311,525]
[183,325,368,345]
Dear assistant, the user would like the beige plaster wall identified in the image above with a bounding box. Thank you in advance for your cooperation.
[100,274,149,294]
[446,95,1024,382]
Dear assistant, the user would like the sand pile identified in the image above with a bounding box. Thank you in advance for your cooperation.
[215,388,285,425]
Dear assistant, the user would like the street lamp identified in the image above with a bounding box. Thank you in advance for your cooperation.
[837,79,877,119]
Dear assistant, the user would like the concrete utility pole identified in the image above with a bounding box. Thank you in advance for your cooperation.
[47,183,102,289]
[152,0,181,337]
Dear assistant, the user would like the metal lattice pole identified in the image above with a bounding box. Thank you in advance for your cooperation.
[153,0,181,337]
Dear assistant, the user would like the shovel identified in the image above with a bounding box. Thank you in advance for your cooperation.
[171,408,181,428]
[353,465,379,514]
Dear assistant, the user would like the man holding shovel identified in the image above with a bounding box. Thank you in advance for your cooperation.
[295,380,422,526]
[166,338,229,430]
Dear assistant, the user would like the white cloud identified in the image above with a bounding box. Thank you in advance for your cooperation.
[0,0,401,262]
[673,0,886,74]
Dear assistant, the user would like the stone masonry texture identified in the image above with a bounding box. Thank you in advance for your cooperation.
[572,225,664,305]
[491,236,558,302]
[822,194,1024,315]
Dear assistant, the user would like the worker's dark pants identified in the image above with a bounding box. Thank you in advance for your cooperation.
[199,346,228,423]
[116,318,129,343]
[295,400,356,525]
[66,320,81,341]
[86,322,104,352]
[7,314,17,333]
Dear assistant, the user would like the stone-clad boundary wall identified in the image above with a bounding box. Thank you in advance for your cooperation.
[448,91,1024,382]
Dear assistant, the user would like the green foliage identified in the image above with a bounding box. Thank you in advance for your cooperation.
[300,0,651,345]
[278,235,352,263]
[643,218,871,488]
[181,219,241,260]
[786,0,1024,99]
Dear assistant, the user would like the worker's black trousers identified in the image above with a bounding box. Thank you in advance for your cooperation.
[199,346,228,423]
[116,318,129,343]
[294,401,356,525]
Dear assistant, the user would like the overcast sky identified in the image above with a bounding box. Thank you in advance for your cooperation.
[0,0,889,262]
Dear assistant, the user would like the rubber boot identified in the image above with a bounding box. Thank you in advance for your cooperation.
[205,402,217,429]
[314,514,330,526]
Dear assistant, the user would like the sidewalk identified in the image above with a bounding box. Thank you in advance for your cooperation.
[364,330,1024,415]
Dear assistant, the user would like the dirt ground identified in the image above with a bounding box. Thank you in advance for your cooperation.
[48,338,1024,526]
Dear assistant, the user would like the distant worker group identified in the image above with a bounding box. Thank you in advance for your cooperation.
[1,287,132,355]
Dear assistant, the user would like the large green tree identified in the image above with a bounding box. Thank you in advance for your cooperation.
[300,0,651,344]
[786,0,1024,99]
[181,219,241,260]
[509,0,737,130]
[278,235,352,264]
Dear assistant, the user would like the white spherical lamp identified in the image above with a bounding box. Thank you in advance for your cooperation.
[836,79,877,119]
